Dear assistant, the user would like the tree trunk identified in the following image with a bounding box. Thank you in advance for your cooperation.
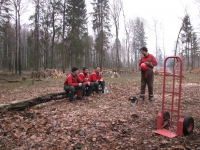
[61,0,66,73]
[18,9,21,75]
[0,92,69,112]
[100,2,103,70]
[15,8,18,74]
[51,9,55,69]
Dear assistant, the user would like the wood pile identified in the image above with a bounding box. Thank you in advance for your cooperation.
[154,70,164,76]
[154,68,172,76]
[31,69,65,79]
[111,70,120,78]
[103,68,134,76]
[190,68,200,74]
[103,69,120,78]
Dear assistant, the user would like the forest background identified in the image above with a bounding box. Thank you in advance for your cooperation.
[0,0,200,74]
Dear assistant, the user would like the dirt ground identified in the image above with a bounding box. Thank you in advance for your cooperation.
[0,71,200,150]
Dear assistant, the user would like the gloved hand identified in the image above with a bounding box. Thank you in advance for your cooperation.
[145,62,153,68]
[87,82,90,86]
[78,83,82,86]
[84,78,88,82]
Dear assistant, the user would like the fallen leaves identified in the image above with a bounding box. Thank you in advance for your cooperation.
[0,72,200,149]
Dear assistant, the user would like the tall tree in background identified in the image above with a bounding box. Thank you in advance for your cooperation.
[110,0,122,69]
[40,0,51,70]
[49,0,62,69]
[91,0,111,69]
[191,32,199,68]
[66,0,87,68]
[121,1,130,68]
[60,0,68,73]
[131,17,147,70]
[180,15,193,70]
[30,0,40,71]
[110,38,121,68]
[0,0,12,71]
[153,19,159,60]
[82,33,93,68]
[12,0,23,74]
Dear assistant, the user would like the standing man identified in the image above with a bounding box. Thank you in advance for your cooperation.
[139,47,158,101]
[90,66,105,93]
[78,67,94,96]
[64,67,85,102]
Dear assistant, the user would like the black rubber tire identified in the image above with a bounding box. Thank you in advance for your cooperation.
[183,115,194,136]
[162,110,170,128]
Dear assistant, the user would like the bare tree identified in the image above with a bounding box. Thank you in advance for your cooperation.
[12,0,21,74]
[121,1,130,68]
[110,0,122,68]
[11,0,27,74]
[91,0,111,70]
[33,0,40,71]
[61,0,67,73]
[162,23,166,60]
[153,19,159,60]
[129,18,147,70]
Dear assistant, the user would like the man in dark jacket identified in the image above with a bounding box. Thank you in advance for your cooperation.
[139,47,158,101]
[64,67,85,102]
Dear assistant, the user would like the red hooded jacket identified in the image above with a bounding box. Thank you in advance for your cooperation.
[90,70,103,82]
[78,72,90,85]
[64,73,83,86]
[139,53,158,69]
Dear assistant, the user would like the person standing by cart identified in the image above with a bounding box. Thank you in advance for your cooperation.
[139,47,158,101]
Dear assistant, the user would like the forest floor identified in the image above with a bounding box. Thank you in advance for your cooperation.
[0,71,200,150]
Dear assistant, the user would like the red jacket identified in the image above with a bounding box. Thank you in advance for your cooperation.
[64,73,83,86]
[90,70,103,82]
[78,72,90,85]
[139,53,158,69]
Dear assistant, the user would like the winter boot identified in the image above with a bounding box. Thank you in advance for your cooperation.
[69,91,74,102]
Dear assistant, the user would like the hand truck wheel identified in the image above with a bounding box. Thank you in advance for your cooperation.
[183,115,194,135]
[162,110,170,128]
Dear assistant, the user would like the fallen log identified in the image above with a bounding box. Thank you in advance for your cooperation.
[0,92,69,112]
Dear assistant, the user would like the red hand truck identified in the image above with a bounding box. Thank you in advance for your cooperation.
[154,56,194,138]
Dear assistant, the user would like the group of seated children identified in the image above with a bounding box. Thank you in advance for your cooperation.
[64,66,105,102]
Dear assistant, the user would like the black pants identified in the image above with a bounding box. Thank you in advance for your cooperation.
[140,69,154,98]
[93,81,105,93]
[84,82,94,96]
[64,84,85,101]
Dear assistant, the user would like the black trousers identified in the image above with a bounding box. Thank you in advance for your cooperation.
[140,69,154,98]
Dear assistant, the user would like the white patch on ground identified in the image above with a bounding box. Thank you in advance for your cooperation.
[182,83,200,87]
